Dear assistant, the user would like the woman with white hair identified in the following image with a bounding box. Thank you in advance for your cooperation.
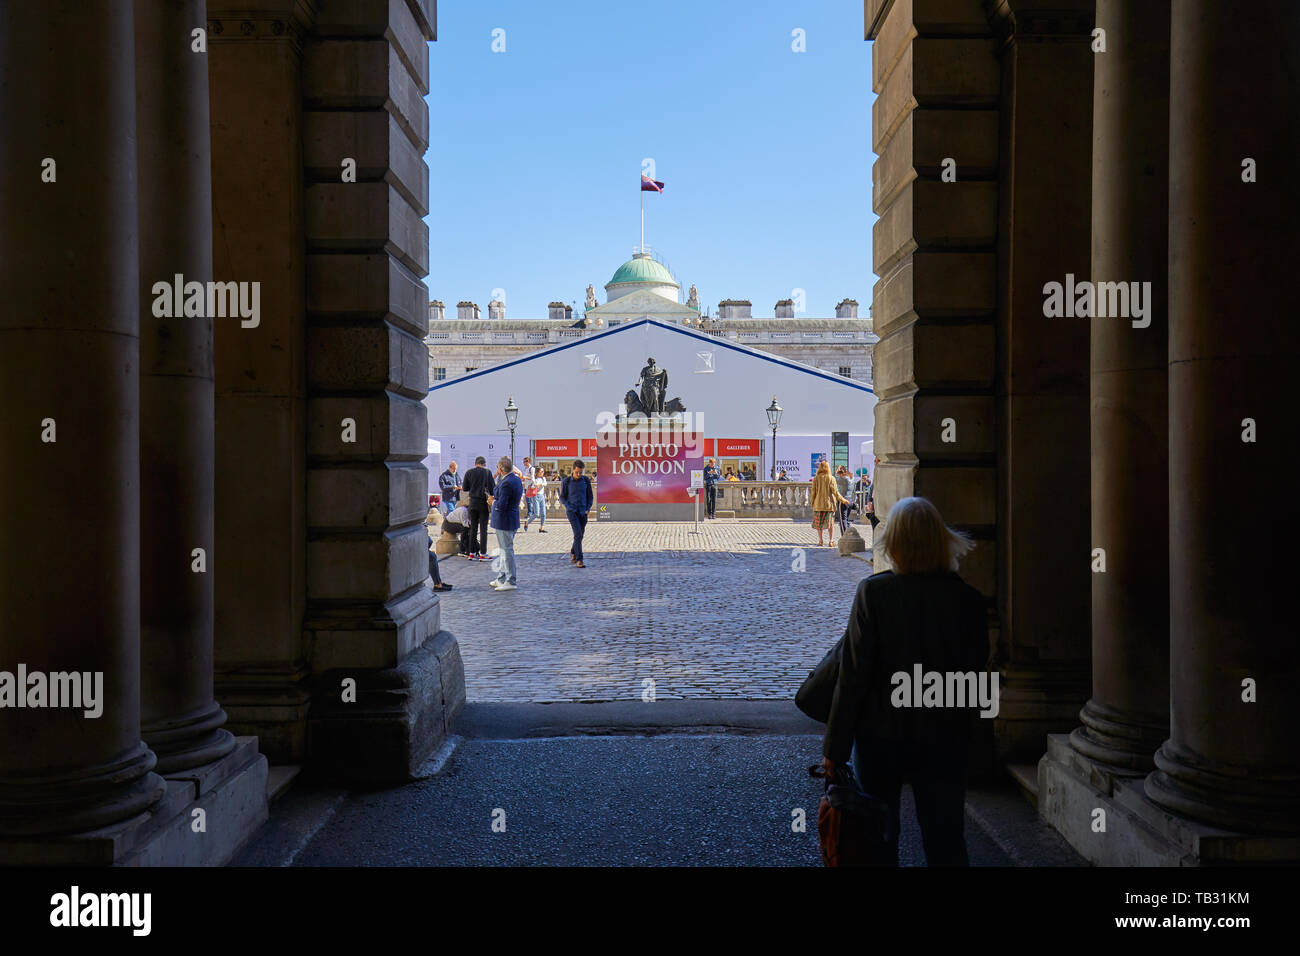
[820,496,989,865]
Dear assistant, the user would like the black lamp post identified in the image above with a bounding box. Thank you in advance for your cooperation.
[504,396,518,465]
[766,395,783,480]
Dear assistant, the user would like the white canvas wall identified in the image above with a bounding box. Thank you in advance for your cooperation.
[425,319,874,446]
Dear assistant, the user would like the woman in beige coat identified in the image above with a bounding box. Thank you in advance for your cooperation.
[809,459,850,548]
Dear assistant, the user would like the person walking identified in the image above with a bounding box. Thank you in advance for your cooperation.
[835,466,854,533]
[437,460,461,517]
[864,456,881,530]
[461,455,495,561]
[443,501,472,557]
[424,499,453,592]
[703,457,721,519]
[560,459,593,568]
[810,459,850,548]
[821,497,987,866]
[528,466,548,533]
[488,456,523,590]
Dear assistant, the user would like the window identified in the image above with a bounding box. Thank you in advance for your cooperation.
[838,366,852,378]
[464,366,477,373]
[433,367,446,381]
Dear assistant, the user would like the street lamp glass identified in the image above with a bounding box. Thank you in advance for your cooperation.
[504,396,518,429]
[765,396,783,429]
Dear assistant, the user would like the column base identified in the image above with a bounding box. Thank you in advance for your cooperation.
[1067,698,1167,774]
[1145,739,1300,836]
[216,662,312,765]
[0,737,268,865]
[308,629,465,784]
[1039,734,1300,865]
[144,701,238,775]
[994,662,1090,763]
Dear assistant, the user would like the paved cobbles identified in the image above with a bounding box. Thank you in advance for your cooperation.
[434,520,875,702]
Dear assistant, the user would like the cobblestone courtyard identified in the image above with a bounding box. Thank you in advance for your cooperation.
[434,520,874,702]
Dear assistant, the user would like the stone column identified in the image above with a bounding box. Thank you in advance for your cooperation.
[301,0,464,782]
[0,1,166,836]
[1068,0,1170,772]
[985,0,1095,762]
[1145,0,1300,834]
[208,0,315,762]
[135,0,237,774]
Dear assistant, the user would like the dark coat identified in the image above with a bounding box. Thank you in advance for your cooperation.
[560,474,593,514]
[438,468,461,499]
[822,570,989,762]
[461,465,495,506]
[490,473,524,532]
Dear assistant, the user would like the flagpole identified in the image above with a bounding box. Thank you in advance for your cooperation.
[640,187,644,253]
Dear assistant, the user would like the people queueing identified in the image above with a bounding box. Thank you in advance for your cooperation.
[560,459,594,568]
[461,455,495,561]
[487,455,523,591]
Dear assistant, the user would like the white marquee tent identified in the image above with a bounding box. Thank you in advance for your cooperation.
[425,318,874,474]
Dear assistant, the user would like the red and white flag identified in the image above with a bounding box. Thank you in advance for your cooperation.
[640,174,665,193]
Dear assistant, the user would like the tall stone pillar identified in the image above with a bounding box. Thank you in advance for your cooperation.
[1145,0,1300,836]
[0,1,166,836]
[301,0,464,782]
[986,0,1095,762]
[135,0,237,774]
[208,0,315,762]
[1068,0,1170,772]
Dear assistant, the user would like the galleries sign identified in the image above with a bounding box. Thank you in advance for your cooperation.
[597,430,703,504]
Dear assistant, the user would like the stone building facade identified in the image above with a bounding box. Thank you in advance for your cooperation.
[426,267,877,385]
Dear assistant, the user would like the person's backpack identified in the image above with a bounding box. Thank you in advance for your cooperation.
[809,763,893,867]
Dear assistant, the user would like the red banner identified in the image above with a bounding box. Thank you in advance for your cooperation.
[717,438,761,456]
[581,438,598,457]
[597,432,704,504]
[535,438,578,457]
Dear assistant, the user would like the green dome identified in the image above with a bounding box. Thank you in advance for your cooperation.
[608,255,679,288]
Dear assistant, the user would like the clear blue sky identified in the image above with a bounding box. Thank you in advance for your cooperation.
[424,0,875,319]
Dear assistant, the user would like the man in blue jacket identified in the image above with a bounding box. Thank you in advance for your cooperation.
[488,455,523,590]
[437,461,461,516]
[560,459,594,567]
[702,457,721,519]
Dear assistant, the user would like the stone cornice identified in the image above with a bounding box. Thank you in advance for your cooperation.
[207,0,317,52]
[985,0,1094,42]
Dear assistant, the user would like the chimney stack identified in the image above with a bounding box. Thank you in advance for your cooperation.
[457,300,480,321]
[717,299,752,319]
[774,299,795,318]
[548,301,567,321]
[488,299,505,320]
[835,298,859,319]
[428,300,445,323]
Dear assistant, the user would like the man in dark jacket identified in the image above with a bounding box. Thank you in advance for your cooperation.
[460,455,495,560]
[437,461,461,516]
[823,561,988,866]
[702,458,721,519]
[560,460,594,567]
[488,456,523,590]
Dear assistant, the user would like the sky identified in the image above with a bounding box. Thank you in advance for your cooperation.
[424,0,876,320]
